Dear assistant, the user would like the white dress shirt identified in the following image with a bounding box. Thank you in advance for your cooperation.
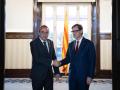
[75,36,83,50]
[39,38,49,52]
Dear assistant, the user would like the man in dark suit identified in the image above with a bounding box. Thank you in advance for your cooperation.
[53,24,96,90]
[30,25,60,90]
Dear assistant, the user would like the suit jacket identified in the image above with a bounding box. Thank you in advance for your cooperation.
[60,37,96,79]
[30,37,60,80]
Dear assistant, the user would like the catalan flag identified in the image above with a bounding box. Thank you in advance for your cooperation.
[61,10,69,75]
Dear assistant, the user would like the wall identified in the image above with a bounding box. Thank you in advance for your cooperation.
[100,0,112,70]
[5,0,112,77]
[5,0,33,69]
[6,0,33,32]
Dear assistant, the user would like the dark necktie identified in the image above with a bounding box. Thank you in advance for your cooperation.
[43,41,48,52]
[75,41,79,53]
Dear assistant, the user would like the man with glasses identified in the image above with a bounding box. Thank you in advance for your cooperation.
[30,25,60,90]
[53,24,96,90]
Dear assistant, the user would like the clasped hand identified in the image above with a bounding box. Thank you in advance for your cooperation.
[52,60,61,67]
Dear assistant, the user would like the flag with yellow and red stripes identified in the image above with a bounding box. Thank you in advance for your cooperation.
[61,10,69,75]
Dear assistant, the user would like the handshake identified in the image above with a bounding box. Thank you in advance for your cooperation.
[52,60,61,67]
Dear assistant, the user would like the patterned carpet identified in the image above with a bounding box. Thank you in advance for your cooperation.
[4,78,112,90]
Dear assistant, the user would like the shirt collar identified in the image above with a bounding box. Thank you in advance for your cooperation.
[76,36,83,43]
[39,37,47,43]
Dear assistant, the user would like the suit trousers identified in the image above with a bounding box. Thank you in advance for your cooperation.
[69,75,89,90]
[32,69,53,90]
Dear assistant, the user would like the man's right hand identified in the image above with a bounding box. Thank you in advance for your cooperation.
[52,60,61,67]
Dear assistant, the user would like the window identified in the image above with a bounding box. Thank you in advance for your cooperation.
[42,3,92,60]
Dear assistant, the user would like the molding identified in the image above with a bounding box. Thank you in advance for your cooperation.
[95,0,101,78]
[95,70,112,78]
[38,0,95,2]
[5,69,112,78]
[5,69,31,78]
[100,33,112,40]
[6,32,33,39]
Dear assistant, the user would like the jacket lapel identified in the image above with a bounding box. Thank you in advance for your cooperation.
[77,37,86,54]
[70,40,76,57]
[47,40,51,54]
[36,38,49,54]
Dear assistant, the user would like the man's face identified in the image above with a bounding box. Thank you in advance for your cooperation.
[72,26,83,40]
[39,27,49,41]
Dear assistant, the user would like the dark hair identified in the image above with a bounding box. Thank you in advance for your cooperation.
[72,24,83,31]
[39,25,49,32]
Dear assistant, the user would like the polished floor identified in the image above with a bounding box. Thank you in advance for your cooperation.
[4,78,112,90]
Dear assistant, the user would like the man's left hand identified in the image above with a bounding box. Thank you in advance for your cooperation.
[86,77,92,85]
[55,74,61,81]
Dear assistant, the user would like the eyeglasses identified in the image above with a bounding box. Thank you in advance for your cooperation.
[40,31,49,34]
[71,30,80,33]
